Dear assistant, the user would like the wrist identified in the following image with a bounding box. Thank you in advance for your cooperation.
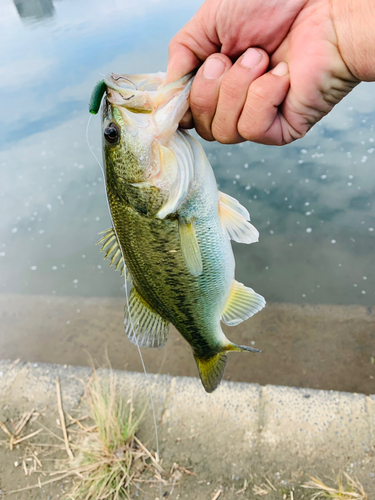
[330,0,375,81]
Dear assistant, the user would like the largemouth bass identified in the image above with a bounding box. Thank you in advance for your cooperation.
[90,72,266,393]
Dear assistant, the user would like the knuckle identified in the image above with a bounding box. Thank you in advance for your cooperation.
[220,79,241,101]
[190,94,215,115]
[248,80,268,102]
[237,118,259,142]
[212,121,234,144]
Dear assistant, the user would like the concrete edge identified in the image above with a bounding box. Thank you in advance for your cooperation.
[0,359,374,465]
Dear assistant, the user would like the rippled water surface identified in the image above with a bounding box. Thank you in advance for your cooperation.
[0,2,374,313]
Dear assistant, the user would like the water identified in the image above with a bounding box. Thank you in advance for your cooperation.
[0,0,374,392]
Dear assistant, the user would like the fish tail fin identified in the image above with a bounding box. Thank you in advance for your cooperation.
[194,353,227,393]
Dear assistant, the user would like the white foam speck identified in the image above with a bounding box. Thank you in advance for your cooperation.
[321,175,327,179]
[369,228,374,232]
[301,149,307,154]
[82,254,86,258]
[361,156,368,163]
[306,228,312,233]
[363,276,367,280]
[244,163,249,169]
[0,252,5,257]
[305,212,311,216]
[331,239,336,244]
[52,266,57,270]
[361,290,366,294]
[245,185,251,190]
[30,266,37,270]
[95,216,100,221]
[73,279,78,284]
[11,227,17,233]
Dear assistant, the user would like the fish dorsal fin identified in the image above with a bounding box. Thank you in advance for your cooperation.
[178,218,203,277]
[221,280,266,326]
[156,130,195,219]
[124,287,170,348]
[96,228,127,277]
[194,353,227,393]
[218,191,259,244]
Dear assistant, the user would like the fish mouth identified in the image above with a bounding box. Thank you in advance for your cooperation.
[104,72,194,114]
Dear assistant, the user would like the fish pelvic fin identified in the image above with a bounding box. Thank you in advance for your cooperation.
[194,353,227,393]
[221,280,266,326]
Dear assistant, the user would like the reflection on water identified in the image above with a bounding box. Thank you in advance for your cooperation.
[0,0,374,310]
[14,0,54,22]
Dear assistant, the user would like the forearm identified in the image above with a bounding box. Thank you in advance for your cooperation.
[331,0,375,81]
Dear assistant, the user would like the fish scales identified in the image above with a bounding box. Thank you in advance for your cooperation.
[107,168,232,358]
[91,72,266,392]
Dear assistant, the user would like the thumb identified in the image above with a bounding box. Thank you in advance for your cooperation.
[165,11,219,85]
[165,41,202,84]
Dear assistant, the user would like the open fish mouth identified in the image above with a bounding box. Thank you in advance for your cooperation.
[90,72,194,116]
[105,72,193,114]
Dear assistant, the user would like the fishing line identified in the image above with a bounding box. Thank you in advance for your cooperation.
[86,114,163,497]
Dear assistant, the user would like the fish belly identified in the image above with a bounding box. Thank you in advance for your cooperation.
[110,200,233,357]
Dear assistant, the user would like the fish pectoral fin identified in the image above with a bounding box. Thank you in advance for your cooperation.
[221,280,266,326]
[96,227,127,277]
[194,353,227,393]
[124,287,170,348]
[178,218,203,277]
[218,191,259,244]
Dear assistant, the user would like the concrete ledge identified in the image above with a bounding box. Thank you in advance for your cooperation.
[0,359,374,498]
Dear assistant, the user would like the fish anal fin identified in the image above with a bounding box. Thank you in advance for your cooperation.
[221,280,266,326]
[96,227,126,277]
[125,287,170,348]
[218,191,259,244]
[194,353,227,393]
[178,218,203,277]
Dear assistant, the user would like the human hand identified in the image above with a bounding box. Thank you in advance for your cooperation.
[166,0,375,145]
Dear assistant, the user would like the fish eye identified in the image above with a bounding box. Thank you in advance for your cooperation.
[104,123,120,144]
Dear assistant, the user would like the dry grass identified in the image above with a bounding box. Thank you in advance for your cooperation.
[302,473,368,500]
[64,369,161,500]
[0,409,42,451]
[2,369,164,499]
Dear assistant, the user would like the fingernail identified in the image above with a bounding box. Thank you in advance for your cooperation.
[271,62,289,77]
[241,48,262,69]
[203,58,225,79]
